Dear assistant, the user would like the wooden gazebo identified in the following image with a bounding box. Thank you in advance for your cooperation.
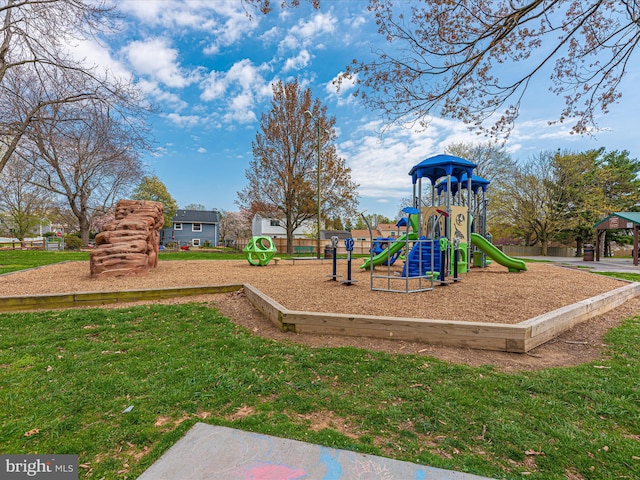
[594,212,640,266]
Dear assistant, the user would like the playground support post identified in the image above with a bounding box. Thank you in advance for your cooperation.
[329,235,341,281]
[342,237,357,286]
[466,174,472,273]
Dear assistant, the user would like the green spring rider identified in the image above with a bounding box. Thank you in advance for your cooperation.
[244,236,277,266]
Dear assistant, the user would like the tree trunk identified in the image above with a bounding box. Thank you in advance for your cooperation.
[79,216,91,246]
[286,223,294,254]
[576,237,583,257]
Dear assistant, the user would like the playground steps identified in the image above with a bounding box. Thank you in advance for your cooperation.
[402,238,441,277]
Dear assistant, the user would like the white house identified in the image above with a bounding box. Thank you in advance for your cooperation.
[251,214,314,238]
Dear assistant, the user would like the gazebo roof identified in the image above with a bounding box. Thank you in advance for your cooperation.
[594,212,640,229]
[408,154,477,185]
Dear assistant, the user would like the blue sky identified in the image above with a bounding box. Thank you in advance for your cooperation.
[83,0,640,220]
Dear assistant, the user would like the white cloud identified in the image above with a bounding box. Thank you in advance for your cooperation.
[151,146,168,158]
[339,117,483,201]
[137,79,188,110]
[117,0,167,23]
[260,26,282,45]
[227,59,269,93]
[119,0,229,31]
[282,49,312,72]
[203,7,259,55]
[119,0,255,55]
[162,112,202,128]
[200,59,272,124]
[122,38,200,88]
[224,92,257,123]
[66,37,131,83]
[348,15,367,30]
[200,71,228,101]
[279,11,337,51]
[197,147,207,153]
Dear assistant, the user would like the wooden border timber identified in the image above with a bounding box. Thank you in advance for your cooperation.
[0,281,638,353]
[0,285,243,312]
[243,282,640,353]
[520,282,640,351]
[286,311,527,352]
[243,284,289,331]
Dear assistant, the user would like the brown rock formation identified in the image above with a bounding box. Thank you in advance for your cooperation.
[90,199,164,277]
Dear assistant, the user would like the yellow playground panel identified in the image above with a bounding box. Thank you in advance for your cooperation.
[421,205,469,273]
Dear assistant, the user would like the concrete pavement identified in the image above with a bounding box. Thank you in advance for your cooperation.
[519,255,640,274]
[139,423,496,480]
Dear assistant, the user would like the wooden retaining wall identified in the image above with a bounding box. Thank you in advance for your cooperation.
[0,285,243,312]
[242,282,640,353]
[520,282,640,351]
[1,281,638,353]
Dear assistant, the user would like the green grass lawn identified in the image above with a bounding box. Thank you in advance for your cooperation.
[596,271,640,283]
[0,249,248,274]
[0,250,89,275]
[0,249,366,273]
[1,304,639,479]
[1,251,639,479]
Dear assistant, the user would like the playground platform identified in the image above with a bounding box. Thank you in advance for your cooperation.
[138,423,495,479]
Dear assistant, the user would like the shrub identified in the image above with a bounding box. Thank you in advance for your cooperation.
[64,235,84,251]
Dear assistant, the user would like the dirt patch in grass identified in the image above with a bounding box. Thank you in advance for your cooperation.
[1,259,638,371]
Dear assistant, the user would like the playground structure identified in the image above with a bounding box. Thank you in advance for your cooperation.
[90,199,164,277]
[361,154,526,293]
[244,236,277,266]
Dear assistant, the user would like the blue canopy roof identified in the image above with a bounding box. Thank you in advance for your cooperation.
[408,154,477,185]
[436,174,491,195]
[395,217,409,228]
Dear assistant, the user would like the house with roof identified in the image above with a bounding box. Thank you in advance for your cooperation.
[160,209,220,247]
[251,214,314,238]
[378,223,402,238]
[350,228,381,241]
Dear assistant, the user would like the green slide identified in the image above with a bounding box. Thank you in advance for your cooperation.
[361,214,421,270]
[360,232,418,270]
[470,233,527,272]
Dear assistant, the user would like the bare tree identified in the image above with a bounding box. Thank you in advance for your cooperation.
[237,80,359,253]
[0,0,148,174]
[24,98,146,244]
[341,0,640,137]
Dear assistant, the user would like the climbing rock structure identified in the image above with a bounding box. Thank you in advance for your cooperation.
[90,199,164,277]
